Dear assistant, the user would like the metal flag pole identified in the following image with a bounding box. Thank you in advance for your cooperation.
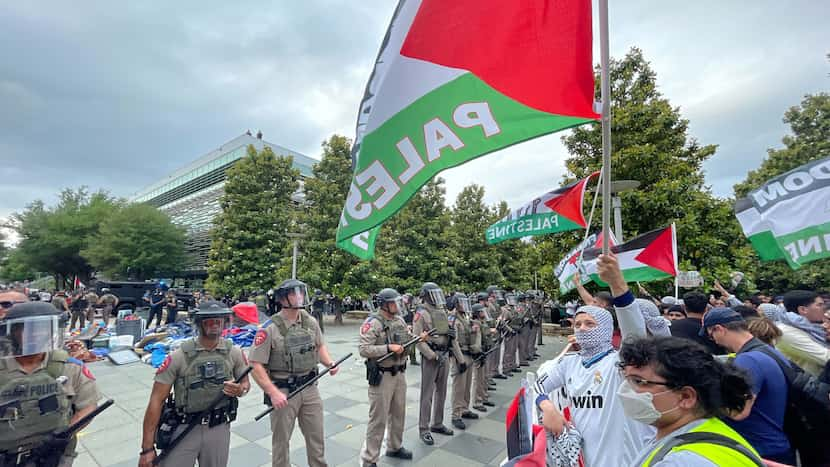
[599,0,612,255]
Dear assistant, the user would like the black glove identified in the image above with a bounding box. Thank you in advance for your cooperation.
[457,362,468,374]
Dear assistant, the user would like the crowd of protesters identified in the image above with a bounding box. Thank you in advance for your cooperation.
[537,255,830,467]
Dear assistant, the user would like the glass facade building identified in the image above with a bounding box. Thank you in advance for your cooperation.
[131,133,315,276]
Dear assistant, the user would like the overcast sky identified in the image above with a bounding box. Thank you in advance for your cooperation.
[1,1,827,232]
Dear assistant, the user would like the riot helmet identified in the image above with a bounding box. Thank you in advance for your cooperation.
[505,292,518,306]
[420,282,446,307]
[376,288,404,315]
[471,303,486,319]
[517,293,528,303]
[193,300,232,338]
[476,292,488,303]
[274,279,309,310]
[0,302,64,358]
[455,293,471,314]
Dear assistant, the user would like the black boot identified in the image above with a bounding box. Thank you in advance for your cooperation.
[386,447,413,459]
[451,418,466,430]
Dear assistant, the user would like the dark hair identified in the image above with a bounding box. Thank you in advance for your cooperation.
[746,317,782,346]
[745,295,763,307]
[783,290,819,313]
[667,305,686,316]
[683,292,708,314]
[732,305,759,319]
[658,303,672,314]
[619,336,752,418]
[721,320,749,332]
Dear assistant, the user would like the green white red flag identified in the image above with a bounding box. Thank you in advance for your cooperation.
[336,0,599,259]
[734,156,830,269]
[582,224,678,285]
[486,172,598,244]
[555,230,616,294]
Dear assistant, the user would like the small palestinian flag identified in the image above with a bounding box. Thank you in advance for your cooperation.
[487,172,598,244]
[555,230,616,294]
[583,224,678,285]
[505,384,546,467]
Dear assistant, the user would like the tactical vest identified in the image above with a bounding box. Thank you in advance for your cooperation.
[374,314,409,367]
[425,305,450,335]
[455,315,472,351]
[509,306,523,327]
[267,310,319,375]
[476,319,493,349]
[0,351,71,452]
[173,339,235,414]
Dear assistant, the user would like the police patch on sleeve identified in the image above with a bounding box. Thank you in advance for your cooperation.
[81,365,96,380]
[156,355,172,374]
[254,329,267,347]
[360,318,374,335]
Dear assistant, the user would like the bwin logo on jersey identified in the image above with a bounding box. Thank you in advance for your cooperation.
[572,390,604,409]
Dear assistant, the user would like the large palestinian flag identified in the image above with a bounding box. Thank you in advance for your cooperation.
[555,230,615,294]
[487,172,598,244]
[336,0,599,259]
[735,156,830,269]
[583,225,678,285]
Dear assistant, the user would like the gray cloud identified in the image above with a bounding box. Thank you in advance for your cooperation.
[1,0,827,228]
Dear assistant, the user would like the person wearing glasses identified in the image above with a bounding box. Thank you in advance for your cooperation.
[534,253,669,467]
[0,289,28,319]
[618,336,763,466]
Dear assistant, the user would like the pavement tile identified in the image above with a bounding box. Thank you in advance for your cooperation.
[233,420,274,442]
[324,395,361,412]
[411,448,484,467]
[441,432,506,464]
[461,417,504,441]
[227,442,272,467]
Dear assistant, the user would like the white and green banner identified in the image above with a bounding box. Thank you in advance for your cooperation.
[486,173,597,245]
[335,0,599,259]
[735,155,830,269]
[554,231,615,294]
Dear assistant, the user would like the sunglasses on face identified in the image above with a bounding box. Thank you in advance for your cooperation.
[0,301,26,309]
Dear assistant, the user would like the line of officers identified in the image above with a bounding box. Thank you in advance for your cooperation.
[0,279,545,467]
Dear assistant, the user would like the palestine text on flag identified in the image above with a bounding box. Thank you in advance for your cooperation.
[582,225,678,285]
[555,230,615,294]
[486,172,598,244]
[735,155,830,269]
[336,0,598,259]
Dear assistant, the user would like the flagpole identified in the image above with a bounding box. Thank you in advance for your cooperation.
[599,0,612,255]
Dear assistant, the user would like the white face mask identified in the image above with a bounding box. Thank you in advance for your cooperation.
[616,379,679,425]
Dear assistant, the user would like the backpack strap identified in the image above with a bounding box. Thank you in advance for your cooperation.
[180,339,198,360]
[273,314,289,337]
[741,341,798,384]
[650,432,764,467]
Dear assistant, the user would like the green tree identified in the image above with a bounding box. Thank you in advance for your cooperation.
[82,203,187,279]
[206,145,299,297]
[377,178,455,293]
[447,184,503,290]
[9,188,119,288]
[0,249,37,282]
[552,47,752,295]
[297,135,386,298]
[733,93,830,291]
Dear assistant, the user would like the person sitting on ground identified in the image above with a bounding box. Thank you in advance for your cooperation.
[619,336,763,466]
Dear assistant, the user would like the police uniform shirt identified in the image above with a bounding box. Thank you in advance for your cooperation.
[358,315,411,367]
[154,339,249,385]
[248,312,325,380]
[150,290,165,308]
[3,353,101,414]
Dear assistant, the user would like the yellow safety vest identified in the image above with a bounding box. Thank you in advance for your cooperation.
[642,418,763,467]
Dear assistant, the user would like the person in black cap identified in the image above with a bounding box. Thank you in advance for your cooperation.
[699,308,794,464]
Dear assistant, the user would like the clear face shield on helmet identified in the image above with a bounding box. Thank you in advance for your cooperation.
[506,294,518,306]
[194,313,231,338]
[282,285,309,309]
[0,315,63,358]
[457,296,471,314]
[383,297,405,315]
[428,288,446,307]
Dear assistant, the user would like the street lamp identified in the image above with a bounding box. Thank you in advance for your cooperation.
[286,233,307,279]
[609,180,640,242]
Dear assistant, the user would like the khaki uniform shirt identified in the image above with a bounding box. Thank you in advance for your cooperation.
[4,353,101,413]
[453,313,482,355]
[154,338,249,386]
[358,314,412,368]
[412,304,463,362]
[248,311,325,380]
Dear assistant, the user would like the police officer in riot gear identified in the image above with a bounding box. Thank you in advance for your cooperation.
[500,292,522,375]
[449,293,479,430]
[412,282,463,445]
[359,288,427,467]
[140,301,249,467]
[249,279,338,467]
[1,301,101,467]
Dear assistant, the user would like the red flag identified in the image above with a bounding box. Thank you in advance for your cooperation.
[231,302,259,325]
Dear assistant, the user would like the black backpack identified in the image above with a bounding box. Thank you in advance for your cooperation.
[741,340,830,465]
